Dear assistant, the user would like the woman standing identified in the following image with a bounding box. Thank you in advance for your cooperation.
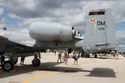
[72,52,80,65]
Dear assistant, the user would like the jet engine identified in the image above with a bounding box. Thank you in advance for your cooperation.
[29,22,74,42]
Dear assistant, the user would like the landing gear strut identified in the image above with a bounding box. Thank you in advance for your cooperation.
[9,56,18,65]
[32,53,41,66]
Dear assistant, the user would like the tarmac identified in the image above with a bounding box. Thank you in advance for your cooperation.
[0,53,125,83]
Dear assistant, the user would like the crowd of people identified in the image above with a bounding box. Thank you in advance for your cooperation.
[57,51,81,65]
[17,50,125,66]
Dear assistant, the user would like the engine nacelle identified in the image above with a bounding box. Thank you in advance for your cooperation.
[29,22,73,42]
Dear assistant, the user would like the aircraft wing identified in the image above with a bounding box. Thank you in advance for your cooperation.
[9,38,36,47]
[0,30,36,48]
[18,40,35,47]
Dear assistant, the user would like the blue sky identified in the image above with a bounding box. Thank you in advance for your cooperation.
[0,8,23,29]
[116,21,125,31]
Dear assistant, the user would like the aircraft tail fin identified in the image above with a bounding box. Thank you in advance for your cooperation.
[84,9,116,51]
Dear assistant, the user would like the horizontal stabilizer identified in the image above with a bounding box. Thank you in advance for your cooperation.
[95,43,109,47]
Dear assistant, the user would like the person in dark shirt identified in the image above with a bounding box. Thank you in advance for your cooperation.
[72,52,80,65]
[57,52,62,63]
[20,56,25,65]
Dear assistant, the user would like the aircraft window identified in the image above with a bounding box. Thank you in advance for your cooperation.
[89,11,105,15]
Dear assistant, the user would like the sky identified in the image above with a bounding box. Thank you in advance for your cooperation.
[0,0,125,35]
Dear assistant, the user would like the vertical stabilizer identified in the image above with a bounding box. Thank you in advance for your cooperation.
[84,9,116,52]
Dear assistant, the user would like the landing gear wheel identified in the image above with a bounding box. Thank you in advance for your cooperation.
[10,56,18,65]
[32,58,40,66]
[2,61,14,72]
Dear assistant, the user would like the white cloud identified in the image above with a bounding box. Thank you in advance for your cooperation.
[0,7,4,16]
[0,22,5,28]
[116,30,125,37]
[111,0,125,22]
[115,30,125,44]
[7,13,22,20]
[0,0,125,32]
[0,7,5,28]
[83,1,114,13]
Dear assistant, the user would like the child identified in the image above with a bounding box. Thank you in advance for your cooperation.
[63,52,69,65]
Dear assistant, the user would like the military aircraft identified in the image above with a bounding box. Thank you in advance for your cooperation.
[0,9,116,71]
[0,22,83,71]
